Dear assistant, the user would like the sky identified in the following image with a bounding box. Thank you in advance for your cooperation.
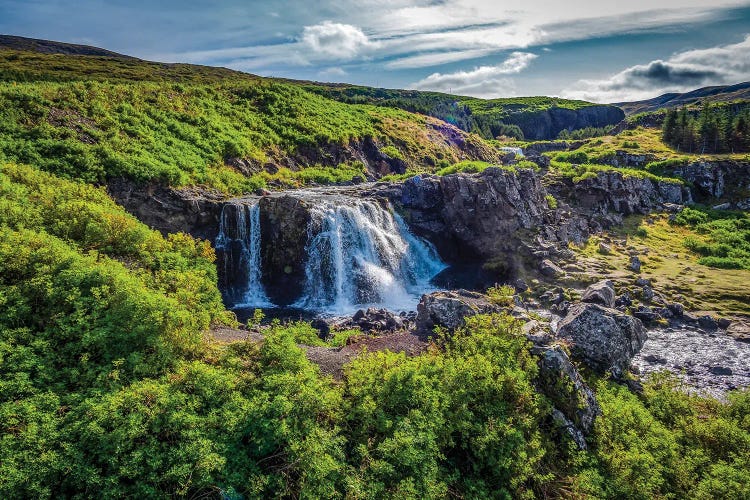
[2,0,750,102]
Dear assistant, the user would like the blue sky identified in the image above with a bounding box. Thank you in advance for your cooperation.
[2,0,750,102]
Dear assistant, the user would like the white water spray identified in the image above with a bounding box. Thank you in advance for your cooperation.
[294,197,445,315]
[215,202,272,307]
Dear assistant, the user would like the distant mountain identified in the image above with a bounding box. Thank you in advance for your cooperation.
[616,82,750,115]
[0,34,136,59]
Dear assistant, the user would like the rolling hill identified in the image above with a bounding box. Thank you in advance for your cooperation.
[616,81,750,115]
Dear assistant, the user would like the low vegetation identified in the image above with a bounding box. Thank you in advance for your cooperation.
[0,51,500,194]
[572,214,750,316]
[674,207,750,270]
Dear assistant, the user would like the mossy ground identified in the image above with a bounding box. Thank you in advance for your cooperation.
[570,215,750,318]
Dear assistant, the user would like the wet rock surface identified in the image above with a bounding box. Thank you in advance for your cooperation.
[633,325,750,398]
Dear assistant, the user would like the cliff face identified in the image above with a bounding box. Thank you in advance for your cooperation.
[110,167,695,303]
[507,106,625,140]
[669,161,750,204]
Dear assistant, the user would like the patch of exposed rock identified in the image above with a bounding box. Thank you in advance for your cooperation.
[534,344,601,449]
[416,289,501,334]
[581,280,616,308]
[557,302,648,377]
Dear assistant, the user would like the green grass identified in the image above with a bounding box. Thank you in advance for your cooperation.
[674,207,750,270]
[0,50,503,194]
[549,160,683,184]
[571,214,750,316]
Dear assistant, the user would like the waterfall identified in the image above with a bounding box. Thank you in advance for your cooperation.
[294,197,445,315]
[215,202,272,307]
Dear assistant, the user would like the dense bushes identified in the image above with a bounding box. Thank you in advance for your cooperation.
[673,207,750,270]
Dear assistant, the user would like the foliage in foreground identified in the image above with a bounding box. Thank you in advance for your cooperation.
[1,167,749,498]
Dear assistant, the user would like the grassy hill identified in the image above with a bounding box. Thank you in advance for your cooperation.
[303,82,624,140]
[0,48,500,194]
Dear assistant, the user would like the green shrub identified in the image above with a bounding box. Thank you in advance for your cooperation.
[545,194,558,209]
[487,284,516,306]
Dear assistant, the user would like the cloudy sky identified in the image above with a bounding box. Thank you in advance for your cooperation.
[2,0,750,102]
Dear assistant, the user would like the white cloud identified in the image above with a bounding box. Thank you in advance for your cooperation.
[317,66,349,80]
[300,21,376,60]
[410,51,538,97]
[562,35,750,102]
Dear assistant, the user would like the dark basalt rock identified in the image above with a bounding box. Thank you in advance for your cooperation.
[259,195,312,305]
[348,308,405,333]
[415,290,500,334]
[581,280,616,308]
[557,302,648,377]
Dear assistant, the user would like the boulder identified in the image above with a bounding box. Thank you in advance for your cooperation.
[698,315,718,331]
[349,308,405,333]
[557,303,647,377]
[718,317,732,329]
[667,302,684,318]
[534,345,600,439]
[629,255,642,272]
[540,259,565,278]
[416,290,500,334]
[581,280,616,308]
[632,306,659,323]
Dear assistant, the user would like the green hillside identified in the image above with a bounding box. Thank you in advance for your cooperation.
[303,83,624,140]
[0,49,499,194]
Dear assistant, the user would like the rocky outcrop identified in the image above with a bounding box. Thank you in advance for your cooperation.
[669,160,750,203]
[550,171,690,216]
[581,281,616,308]
[107,177,224,241]
[385,168,551,264]
[415,290,500,334]
[534,345,601,448]
[557,303,648,377]
[258,195,312,304]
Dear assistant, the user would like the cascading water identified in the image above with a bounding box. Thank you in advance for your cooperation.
[215,202,272,307]
[216,192,446,316]
[293,197,446,315]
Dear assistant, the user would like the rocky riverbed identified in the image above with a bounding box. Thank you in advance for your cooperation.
[633,325,750,398]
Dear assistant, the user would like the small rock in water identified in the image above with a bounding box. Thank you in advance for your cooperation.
[709,366,733,376]
[632,306,659,323]
[698,315,718,331]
